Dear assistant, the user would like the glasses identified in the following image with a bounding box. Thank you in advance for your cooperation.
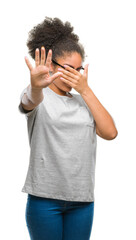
[52,59,84,72]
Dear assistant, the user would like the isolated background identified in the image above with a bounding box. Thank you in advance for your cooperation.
[0,0,136,239]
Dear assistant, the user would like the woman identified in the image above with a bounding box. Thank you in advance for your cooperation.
[18,17,118,240]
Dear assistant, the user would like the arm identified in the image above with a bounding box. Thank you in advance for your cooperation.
[21,47,62,112]
[57,64,118,140]
[81,86,118,140]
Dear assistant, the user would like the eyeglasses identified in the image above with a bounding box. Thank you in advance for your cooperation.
[52,59,84,72]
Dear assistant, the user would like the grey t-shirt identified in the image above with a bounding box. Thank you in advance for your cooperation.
[18,86,97,202]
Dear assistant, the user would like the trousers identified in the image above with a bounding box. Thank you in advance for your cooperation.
[25,193,94,240]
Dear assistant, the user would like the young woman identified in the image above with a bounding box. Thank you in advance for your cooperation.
[18,17,118,240]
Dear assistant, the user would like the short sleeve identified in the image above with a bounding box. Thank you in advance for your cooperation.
[18,87,39,118]
[79,95,96,127]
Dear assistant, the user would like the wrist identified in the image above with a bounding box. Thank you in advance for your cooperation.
[26,84,44,104]
[80,85,90,96]
[30,84,43,92]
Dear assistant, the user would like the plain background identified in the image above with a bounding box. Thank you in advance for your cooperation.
[0,0,136,239]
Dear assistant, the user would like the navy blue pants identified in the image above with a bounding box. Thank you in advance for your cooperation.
[25,194,94,240]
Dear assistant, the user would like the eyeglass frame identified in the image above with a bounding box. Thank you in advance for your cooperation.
[52,59,84,72]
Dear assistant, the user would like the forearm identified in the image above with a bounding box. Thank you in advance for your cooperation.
[21,84,44,110]
[81,86,118,139]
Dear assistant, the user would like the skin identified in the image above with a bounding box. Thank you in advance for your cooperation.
[25,46,118,140]
[51,53,118,140]
[49,52,84,97]
[57,62,118,140]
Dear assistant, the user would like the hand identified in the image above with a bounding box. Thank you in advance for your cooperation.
[24,47,62,90]
[58,64,89,94]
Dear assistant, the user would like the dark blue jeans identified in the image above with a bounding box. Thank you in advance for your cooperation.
[25,194,94,240]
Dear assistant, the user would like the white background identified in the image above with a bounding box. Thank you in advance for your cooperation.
[0,0,136,239]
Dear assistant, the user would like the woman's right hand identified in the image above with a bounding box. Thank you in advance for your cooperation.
[25,47,62,90]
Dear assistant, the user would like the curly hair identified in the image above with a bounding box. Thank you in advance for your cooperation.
[26,17,85,62]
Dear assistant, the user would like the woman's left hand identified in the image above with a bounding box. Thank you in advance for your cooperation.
[58,64,89,95]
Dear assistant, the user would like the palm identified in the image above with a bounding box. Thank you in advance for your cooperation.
[24,47,61,90]
[31,65,50,82]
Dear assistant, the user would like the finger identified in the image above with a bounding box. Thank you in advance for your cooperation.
[40,46,46,65]
[60,73,76,84]
[83,64,89,77]
[63,65,80,75]
[48,71,62,83]
[24,56,33,71]
[45,49,52,69]
[60,77,73,88]
[58,67,76,79]
[35,48,40,67]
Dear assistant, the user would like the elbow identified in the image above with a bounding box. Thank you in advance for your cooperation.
[108,129,118,140]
